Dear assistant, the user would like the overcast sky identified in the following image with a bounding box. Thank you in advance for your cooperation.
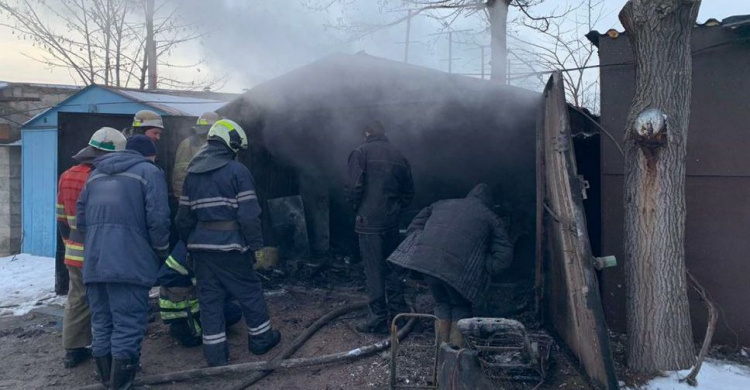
[0,0,746,93]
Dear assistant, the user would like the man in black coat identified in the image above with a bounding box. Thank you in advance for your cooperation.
[388,184,513,346]
[346,120,415,334]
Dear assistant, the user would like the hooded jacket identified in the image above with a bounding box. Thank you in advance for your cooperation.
[387,184,513,304]
[175,140,263,253]
[77,150,171,287]
[345,134,414,233]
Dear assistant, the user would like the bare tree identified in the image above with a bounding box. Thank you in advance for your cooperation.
[619,0,701,372]
[0,0,220,90]
[306,0,563,82]
[510,0,603,112]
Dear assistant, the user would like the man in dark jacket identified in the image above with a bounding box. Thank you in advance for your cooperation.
[388,184,513,346]
[77,141,171,389]
[176,119,280,367]
[346,120,415,334]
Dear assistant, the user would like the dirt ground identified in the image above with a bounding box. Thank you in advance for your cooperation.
[0,266,592,390]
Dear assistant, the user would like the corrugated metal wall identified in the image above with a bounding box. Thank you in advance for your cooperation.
[21,129,57,257]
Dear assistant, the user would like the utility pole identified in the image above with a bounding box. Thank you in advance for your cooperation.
[146,0,157,90]
[448,31,453,73]
[404,10,412,63]
[430,29,470,74]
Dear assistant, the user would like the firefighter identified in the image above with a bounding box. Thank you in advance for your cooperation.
[345,120,415,334]
[77,131,171,389]
[123,109,164,143]
[56,127,125,368]
[388,184,513,346]
[157,240,243,347]
[176,119,281,367]
[172,112,220,199]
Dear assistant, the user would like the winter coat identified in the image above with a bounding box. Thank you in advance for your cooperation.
[387,184,513,304]
[345,134,414,234]
[172,134,206,199]
[77,151,171,288]
[175,140,264,253]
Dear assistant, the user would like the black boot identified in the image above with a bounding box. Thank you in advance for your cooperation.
[64,347,92,368]
[248,329,281,355]
[94,354,112,389]
[111,358,138,390]
[356,315,388,335]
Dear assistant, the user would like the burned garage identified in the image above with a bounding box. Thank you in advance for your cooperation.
[219,53,541,313]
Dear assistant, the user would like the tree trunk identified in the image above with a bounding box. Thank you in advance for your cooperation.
[487,0,512,83]
[618,0,700,373]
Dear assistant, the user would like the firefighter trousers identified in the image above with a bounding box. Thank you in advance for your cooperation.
[63,266,92,349]
[192,251,272,366]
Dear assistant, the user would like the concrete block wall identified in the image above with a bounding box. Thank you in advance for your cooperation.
[0,145,22,256]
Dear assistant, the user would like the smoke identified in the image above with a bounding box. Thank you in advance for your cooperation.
[177,0,490,91]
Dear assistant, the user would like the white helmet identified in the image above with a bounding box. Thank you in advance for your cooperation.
[132,110,164,129]
[208,119,248,152]
[89,127,127,152]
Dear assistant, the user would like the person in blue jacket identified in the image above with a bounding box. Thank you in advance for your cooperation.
[158,240,243,347]
[176,119,280,367]
[77,134,170,390]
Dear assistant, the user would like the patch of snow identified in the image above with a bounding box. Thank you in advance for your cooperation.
[633,359,750,390]
[0,254,64,316]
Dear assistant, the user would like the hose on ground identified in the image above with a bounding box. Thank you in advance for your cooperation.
[80,303,415,389]
[228,301,367,390]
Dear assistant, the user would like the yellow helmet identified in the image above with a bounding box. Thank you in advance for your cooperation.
[207,119,248,152]
[194,112,220,135]
[132,110,164,129]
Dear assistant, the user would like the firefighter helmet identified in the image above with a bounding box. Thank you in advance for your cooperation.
[132,110,164,129]
[207,119,248,152]
[194,112,220,135]
[89,127,127,152]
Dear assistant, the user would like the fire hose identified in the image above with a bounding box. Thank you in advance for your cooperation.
[80,301,415,389]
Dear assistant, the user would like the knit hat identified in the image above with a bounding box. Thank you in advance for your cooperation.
[126,134,158,157]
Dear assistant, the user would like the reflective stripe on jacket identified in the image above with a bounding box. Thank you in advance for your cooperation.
[57,164,92,268]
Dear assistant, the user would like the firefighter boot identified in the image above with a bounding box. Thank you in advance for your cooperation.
[356,313,388,335]
[94,354,112,389]
[64,347,92,368]
[435,319,451,345]
[249,329,281,355]
[111,358,138,390]
[449,322,465,348]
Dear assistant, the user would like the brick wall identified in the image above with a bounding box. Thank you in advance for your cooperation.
[0,145,22,256]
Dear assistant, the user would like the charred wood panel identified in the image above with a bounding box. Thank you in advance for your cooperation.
[540,72,617,389]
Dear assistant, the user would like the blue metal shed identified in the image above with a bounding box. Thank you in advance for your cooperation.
[20,85,230,257]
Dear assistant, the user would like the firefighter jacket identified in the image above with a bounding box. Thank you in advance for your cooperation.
[388,184,513,305]
[175,140,264,253]
[157,241,200,324]
[172,134,206,199]
[77,151,171,287]
[56,164,93,268]
[345,134,415,234]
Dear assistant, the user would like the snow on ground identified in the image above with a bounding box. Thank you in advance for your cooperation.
[631,359,750,390]
[0,254,65,316]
